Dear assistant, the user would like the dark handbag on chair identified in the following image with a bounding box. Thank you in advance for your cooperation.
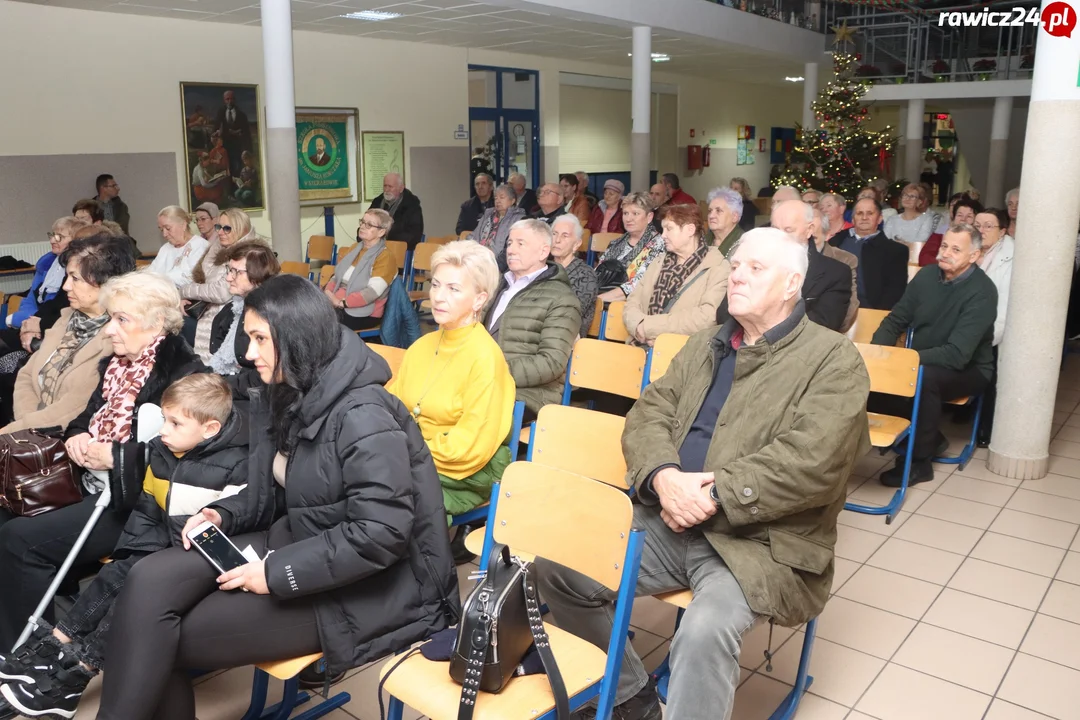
[0,429,82,517]
[595,260,628,293]
[449,543,569,720]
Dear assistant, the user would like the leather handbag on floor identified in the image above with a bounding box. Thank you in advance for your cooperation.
[449,543,569,719]
[0,429,82,517]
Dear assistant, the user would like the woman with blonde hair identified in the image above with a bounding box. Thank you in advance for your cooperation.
[325,208,397,332]
[729,176,759,230]
[884,183,939,263]
[148,206,209,286]
[388,240,515,532]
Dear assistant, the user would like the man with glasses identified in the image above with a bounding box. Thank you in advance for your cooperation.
[529,183,567,225]
[456,173,495,235]
[829,197,908,310]
[93,174,129,234]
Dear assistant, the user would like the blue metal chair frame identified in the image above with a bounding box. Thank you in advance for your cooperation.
[240,658,350,720]
[448,400,525,529]
[933,394,983,471]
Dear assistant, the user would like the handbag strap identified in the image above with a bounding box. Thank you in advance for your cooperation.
[661,266,710,313]
[524,566,570,720]
[456,542,508,720]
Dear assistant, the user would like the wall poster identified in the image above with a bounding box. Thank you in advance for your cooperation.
[296,107,359,205]
[360,131,405,202]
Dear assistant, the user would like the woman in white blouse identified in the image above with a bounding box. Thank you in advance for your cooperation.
[147,206,209,286]
[884,183,939,264]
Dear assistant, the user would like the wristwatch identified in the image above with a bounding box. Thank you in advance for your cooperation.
[709,483,721,504]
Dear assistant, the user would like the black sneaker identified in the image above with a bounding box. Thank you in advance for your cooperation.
[0,653,94,720]
[0,697,18,720]
[573,678,663,720]
[296,661,345,690]
[0,624,63,685]
[880,458,935,488]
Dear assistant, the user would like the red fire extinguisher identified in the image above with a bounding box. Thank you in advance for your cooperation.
[702,146,711,167]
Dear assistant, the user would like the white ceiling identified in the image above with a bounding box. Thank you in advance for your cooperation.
[11,0,806,83]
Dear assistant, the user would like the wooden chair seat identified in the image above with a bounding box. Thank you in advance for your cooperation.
[519,426,531,445]
[867,412,910,448]
[408,290,427,302]
[948,396,971,406]
[462,527,535,561]
[379,624,606,720]
[655,589,693,609]
[257,652,324,680]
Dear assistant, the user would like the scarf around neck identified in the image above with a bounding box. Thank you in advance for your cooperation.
[209,295,245,375]
[648,244,709,316]
[381,194,403,219]
[39,256,66,301]
[88,334,166,444]
[38,311,109,405]
[333,240,387,318]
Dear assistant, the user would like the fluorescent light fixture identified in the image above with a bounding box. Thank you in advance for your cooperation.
[785,76,805,82]
[627,52,671,62]
[338,10,401,20]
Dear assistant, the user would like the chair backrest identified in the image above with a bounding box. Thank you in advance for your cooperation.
[426,235,456,246]
[564,338,645,400]
[649,333,690,383]
[306,235,335,263]
[279,261,311,278]
[591,232,621,255]
[587,298,603,338]
[368,343,406,381]
[752,197,771,216]
[529,405,628,488]
[318,264,335,289]
[846,308,891,345]
[385,240,408,273]
[410,242,439,277]
[494,462,633,591]
[855,343,920,398]
[458,230,470,240]
[603,301,631,342]
[577,228,592,253]
[6,295,21,315]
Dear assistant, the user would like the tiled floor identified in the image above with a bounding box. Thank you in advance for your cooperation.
[55,365,1080,719]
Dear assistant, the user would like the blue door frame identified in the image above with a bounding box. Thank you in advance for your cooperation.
[467,65,541,191]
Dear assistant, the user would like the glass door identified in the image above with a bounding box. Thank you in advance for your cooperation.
[467,65,540,194]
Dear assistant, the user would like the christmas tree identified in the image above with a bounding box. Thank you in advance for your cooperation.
[775,50,896,200]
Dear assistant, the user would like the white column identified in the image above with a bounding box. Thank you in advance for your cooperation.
[989,1,1080,480]
[896,111,908,181]
[903,98,924,188]
[631,26,652,194]
[986,96,1013,206]
[260,0,302,261]
[802,62,819,131]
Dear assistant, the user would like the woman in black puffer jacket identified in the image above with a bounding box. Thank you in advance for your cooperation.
[95,275,459,720]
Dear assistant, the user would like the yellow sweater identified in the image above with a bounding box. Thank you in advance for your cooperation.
[388,323,515,480]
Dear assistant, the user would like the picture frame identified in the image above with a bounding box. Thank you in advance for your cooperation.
[360,131,405,202]
[296,107,359,206]
[179,82,264,212]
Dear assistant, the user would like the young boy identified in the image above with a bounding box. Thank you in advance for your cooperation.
[0,373,249,719]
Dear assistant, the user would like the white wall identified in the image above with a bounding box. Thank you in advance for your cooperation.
[557,86,677,175]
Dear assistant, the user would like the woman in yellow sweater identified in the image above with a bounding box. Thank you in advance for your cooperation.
[387,240,515,524]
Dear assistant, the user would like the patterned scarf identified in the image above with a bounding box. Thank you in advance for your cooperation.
[648,244,709,315]
[39,312,109,405]
[481,213,501,249]
[209,295,245,375]
[87,334,165,443]
[623,225,662,282]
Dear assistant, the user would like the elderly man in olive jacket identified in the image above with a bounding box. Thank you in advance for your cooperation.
[538,228,870,720]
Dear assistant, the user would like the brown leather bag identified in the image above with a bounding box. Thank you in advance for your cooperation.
[0,430,83,517]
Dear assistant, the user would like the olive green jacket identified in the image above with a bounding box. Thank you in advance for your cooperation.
[486,261,582,414]
[623,307,870,626]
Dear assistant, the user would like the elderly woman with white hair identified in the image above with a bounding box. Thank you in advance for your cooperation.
[0,271,203,651]
[148,206,209,287]
[470,183,527,272]
[388,240,515,524]
[551,214,598,336]
[704,187,745,256]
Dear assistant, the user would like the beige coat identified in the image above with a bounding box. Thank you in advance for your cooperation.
[623,247,731,344]
[822,243,859,334]
[6,309,113,433]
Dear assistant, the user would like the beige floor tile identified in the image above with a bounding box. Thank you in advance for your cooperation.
[1050,438,1080,460]
[848,482,932,512]
[1047,454,1080,479]
[196,666,288,720]
[1055,397,1079,414]
[836,565,942,620]
[990,509,1078,549]
[628,626,668,662]
[1007,489,1080,524]
[867,537,965,585]
[922,588,1035,649]
[847,475,869,495]
[629,594,679,639]
[834,524,887,563]
[893,514,985,555]
[998,652,1080,720]
[339,661,424,720]
[853,453,893,479]
[814,597,916,659]
[892,624,1014,695]
[1040,580,1080,625]
[730,673,794,720]
[970,533,1068,578]
[1073,531,1080,552]
[952,461,1022,487]
[1021,474,1080,501]
[765,632,885,706]
[1063,413,1080,429]
[915,493,1001,529]
[1054,424,1080,443]
[1057,551,1080,585]
[738,621,796,671]
[846,713,880,720]
[830,557,860,593]
[937,475,1017,506]
[778,692,849,720]
[948,558,1052,611]
[837,508,911,537]
[641,640,671,676]
[1021,613,1080,672]
[855,663,991,720]
[984,699,1058,720]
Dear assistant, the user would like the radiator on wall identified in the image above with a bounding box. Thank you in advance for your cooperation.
[0,241,48,296]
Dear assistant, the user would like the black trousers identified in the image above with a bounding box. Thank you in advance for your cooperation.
[869,364,990,460]
[338,311,381,332]
[97,522,320,720]
[0,494,129,651]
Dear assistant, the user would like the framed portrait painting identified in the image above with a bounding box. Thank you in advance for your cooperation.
[180,82,264,212]
[296,107,359,206]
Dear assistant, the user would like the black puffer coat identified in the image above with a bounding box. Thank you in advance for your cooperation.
[211,330,459,674]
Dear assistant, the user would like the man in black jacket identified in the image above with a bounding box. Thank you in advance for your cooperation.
[455,173,494,235]
[93,174,130,234]
[510,172,537,214]
[368,173,424,249]
[829,197,908,310]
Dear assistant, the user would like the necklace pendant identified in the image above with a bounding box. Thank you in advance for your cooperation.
[412,403,421,419]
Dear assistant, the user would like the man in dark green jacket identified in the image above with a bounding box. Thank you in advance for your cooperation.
[484,218,581,419]
[871,224,997,486]
[538,228,870,720]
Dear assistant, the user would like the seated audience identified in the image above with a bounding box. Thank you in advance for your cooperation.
[663,173,696,206]
[530,183,567,225]
[1006,187,1019,237]
[830,198,908,310]
[814,209,859,333]
[509,172,537,213]
[0,374,247,719]
[550,215,598,337]
[93,275,457,718]
[72,199,104,226]
[920,197,982,266]
[974,207,1014,447]
[871,224,997,485]
[770,185,801,206]
[624,204,730,346]
[456,173,495,235]
[325,209,397,333]
[470,183,527,271]
[388,241,514,522]
[819,193,852,234]
[935,192,971,234]
[588,179,625,234]
[730,177,759,230]
[7,216,89,329]
[368,172,424,249]
[148,206,209,286]
[597,192,666,302]
[538,227,869,720]
[0,272,201,651]
[192,202,220,246]
[801,189,822,207]
[704,187,744,256]
[182,207,254,349]
[856,186,898,223]
[559,173,591,226]
[484,219,581,420]
[576,171,598,206]
[649,182,668,209]
[2,236,136,432]
[885,183,939,263]
[206,242,280,376]
[93,174,130,234]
